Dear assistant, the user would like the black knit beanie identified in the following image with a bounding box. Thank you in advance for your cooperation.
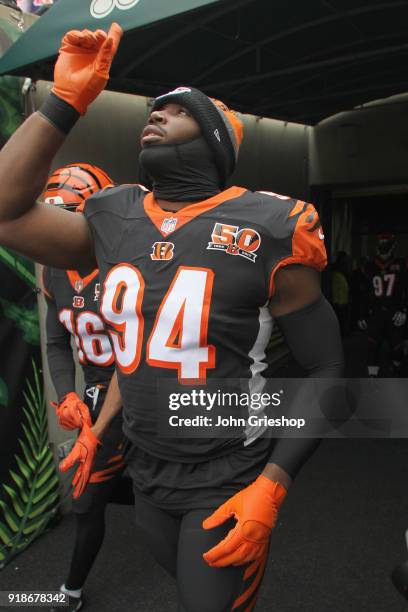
[151,86,243,187]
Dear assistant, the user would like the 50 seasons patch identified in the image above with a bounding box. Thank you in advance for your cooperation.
[207,223,261,262]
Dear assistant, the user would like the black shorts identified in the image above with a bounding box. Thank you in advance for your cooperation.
[125,436,273,511]
[72,384,128,513]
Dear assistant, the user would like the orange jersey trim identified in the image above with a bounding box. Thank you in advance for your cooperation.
[146,266,215,384]
[269,202,327,297]
[165,302,185,349]
[146,266,215,385]
[100,263,145,375]
[288,199,306,217]
[143,186,247,238]
[66,269,99,293]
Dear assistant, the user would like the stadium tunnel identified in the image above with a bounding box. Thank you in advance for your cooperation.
[1,0,408,492]
[1,2,408,609]
[2,0,408,265]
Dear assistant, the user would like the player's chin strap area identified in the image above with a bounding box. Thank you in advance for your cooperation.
[139,137,222,202]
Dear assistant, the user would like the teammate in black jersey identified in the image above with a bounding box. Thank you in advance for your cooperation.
[0,25,344,611]
[358,234,408,376]
[42,164,126,612]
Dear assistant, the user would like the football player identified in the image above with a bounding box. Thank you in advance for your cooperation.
[0,25,344,611]
[358,234,408,376]
[42,163,126,612]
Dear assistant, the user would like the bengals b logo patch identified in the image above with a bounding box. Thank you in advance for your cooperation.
[151,242,175,260]
[73,296,85,308]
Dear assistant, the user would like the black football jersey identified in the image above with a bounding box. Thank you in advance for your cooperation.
[83,185,327,461]
[43,267,115,387]
[363,257,408,310]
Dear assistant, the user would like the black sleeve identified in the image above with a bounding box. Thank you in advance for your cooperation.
[45,293,76,400]
[268,295,345,478]
[403,260,408,307]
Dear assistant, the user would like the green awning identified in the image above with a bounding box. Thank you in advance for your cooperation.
[0,0,225,76]
[0,0,406,124]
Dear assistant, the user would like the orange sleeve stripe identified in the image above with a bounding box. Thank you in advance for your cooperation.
[288,199,306,217]
[269,254,326,297]
[269,203,327,297]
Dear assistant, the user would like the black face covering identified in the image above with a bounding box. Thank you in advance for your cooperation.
[138,136,222,202]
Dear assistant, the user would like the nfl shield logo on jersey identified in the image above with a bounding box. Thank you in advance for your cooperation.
[75,280,84,293]
[161,217,178,235]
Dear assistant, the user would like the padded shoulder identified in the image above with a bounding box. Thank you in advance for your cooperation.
[79,184,149,219]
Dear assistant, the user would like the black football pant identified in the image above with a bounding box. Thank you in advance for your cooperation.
[367,308,404,369]
[133,494,267,612]
[65,385,125,591]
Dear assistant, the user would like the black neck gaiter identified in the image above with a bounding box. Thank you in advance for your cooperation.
[138,136,222,202]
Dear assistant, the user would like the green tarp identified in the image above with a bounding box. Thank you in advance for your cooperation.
[0,6,59,569]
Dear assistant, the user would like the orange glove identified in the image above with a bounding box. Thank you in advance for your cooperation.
[52,22,123,115]
[202,475,287,567]
[51,391,92,430]
[59,423,101,498]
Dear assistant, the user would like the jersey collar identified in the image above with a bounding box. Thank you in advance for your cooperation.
[66,269,99,293]
[143,186,247,238]
[374,257,396,270]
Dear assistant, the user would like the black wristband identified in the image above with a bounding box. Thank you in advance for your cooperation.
[38,92,80,135]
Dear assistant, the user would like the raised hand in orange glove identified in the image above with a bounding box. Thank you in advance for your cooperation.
[52,22,123,115]
[59,422,101,498]
[51,391,92,431]
[202,475,287,567]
